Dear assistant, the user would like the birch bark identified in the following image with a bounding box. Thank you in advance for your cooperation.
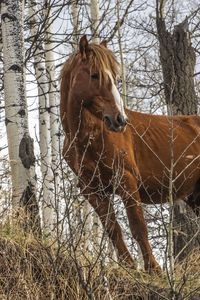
[116,0,127,106]
[70,0,93,250]
[28,0,54,232]
[43,2,61,235]
[90,0,103,251]
[1,0,41,235]
[71,0,79,49]
[90,0,100,43]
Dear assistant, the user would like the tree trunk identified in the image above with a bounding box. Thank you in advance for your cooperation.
[1,0,41,236]
[71,0,79,49]
[157,17,197,116]
[89,0,102,250]
[90,0,100,43]
[156,9,200,261]
[43,1,61,236]
[116,0,127,107]
[28,0,54,233]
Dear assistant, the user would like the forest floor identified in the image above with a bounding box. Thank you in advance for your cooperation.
[0,223,199,300]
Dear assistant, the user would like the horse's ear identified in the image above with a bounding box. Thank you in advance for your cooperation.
[100,40,107,48]
[79,35,89,59]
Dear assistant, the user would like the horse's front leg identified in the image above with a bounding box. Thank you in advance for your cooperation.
[117,171,161,274]
[85,190,136,268]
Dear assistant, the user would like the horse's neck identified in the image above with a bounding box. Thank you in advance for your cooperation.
[60,79,80,133]
[66,96,98,144]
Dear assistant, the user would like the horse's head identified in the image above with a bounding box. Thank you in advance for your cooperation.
[63,35,127,132]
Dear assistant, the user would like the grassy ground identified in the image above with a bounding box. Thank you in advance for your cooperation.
[0,224,199,299]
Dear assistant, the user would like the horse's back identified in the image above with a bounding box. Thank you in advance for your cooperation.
[128,111,200,200]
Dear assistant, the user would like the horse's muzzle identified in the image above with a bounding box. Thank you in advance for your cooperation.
[103,113,127,132]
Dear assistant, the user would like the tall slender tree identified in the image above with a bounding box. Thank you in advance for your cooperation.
[1,0,41,235]
[71,0,79,49]
[89,0,102,249]
[28,0,54,232]
[43,0,61,233]
[90,0,100,43]
[116,0,127,106]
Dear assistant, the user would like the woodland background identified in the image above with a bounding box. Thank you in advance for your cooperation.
[0,0,200,299]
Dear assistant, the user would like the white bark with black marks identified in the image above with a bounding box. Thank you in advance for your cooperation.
[90,0,100,43]
[28,0,54,232]
[71,0,79,49]
[44,2,61,232]
[1,0,40,234]
[44,3,60,181]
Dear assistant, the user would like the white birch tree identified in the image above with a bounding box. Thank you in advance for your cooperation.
[1,0,41,234]
[28,0,54,232]
[70,0,94,251]
[116,0,127,106]
[90,0,100,43]
[71,0,79,49]
[89,0,105,252]
[43,1,61,231]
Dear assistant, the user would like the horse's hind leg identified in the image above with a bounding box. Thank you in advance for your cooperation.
[86,191,136,268]
[117,172,161,274]
[187,178,200,216]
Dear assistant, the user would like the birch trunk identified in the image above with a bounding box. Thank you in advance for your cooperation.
[28,0,54,232]
[1,0,41,235]
[69,0,93,251]
[43,2,61,234]
[71,0,79,49]
[90,0,105,253]
[116,0,127,106]
[90,0,100,43]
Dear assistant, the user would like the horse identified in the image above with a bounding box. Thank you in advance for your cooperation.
[60,35,200,273]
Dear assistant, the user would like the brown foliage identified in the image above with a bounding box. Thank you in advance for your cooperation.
[0,234,199,299]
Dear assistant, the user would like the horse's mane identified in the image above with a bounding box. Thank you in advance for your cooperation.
[61,43,120,85]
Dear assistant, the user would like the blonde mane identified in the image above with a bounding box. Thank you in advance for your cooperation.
[61,43,120,85]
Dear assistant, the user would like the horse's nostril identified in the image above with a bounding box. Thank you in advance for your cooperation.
[104,114,127,131]
[103,115,112,127]
[116,114,126,127]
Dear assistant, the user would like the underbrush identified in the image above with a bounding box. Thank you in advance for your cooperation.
[0,224,199,299]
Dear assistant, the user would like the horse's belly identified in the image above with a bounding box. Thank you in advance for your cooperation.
[139,154,200,201]
[139,187,168,204]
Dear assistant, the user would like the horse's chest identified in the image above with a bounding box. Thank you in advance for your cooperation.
[75,137,127,188]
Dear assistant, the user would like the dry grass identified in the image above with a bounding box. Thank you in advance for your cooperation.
[0,223,199,299]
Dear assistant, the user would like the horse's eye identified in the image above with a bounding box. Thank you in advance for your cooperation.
[91,73,99,80]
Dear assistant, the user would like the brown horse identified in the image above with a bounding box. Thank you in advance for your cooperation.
[60,35,200,273]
